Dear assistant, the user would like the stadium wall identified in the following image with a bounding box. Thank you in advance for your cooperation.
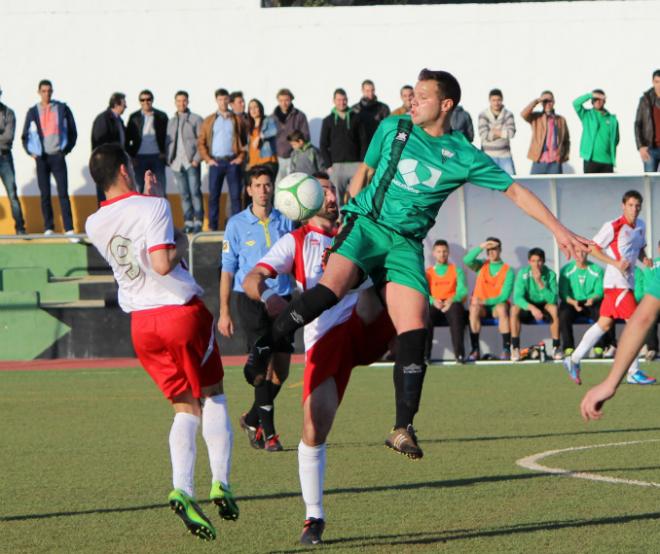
[0,0,658,234]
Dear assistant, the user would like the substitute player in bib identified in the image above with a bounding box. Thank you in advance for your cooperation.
[244,69,589,460]
[242,174,395,545]
[564,190,656,386]
[86,144,237,541]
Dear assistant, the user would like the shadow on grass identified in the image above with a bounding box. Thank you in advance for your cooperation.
[267,511,660,552]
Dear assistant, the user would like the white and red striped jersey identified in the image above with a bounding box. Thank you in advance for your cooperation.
[592,215,646,290]
[85,192,202,313]
[257,224,363,350]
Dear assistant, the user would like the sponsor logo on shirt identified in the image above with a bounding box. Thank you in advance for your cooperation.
[442,148,454,158]
[222,240,230,253]
[395,131,409,142]
[245,240,256,246]
[394,158,442,191]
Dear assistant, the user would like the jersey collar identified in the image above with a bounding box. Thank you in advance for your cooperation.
[100,191,141,207]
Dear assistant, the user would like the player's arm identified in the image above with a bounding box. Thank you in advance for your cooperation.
[505,182,590,260]
[243,265,289,318]
[149,228,188,276]
[638,247,652,267]
[588,244,629,274]
[218,270,235,337]
[348,163,375,199]
[462,245,485,272]
[512,270,530,310]
[453,267,468,303]
[580,293,660,421]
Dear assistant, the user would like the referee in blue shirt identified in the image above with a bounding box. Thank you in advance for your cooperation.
[219,165,294,452]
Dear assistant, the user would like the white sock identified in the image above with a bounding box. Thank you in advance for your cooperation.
[298,441,326,520]
[627,356,640,376]
[202,394,233,485]
[169,412,200,497]
[571,323,606,363]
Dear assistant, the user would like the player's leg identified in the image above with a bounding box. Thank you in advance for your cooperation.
[559,302,577,354]
[468,300,484,360]
[445,302,467,362]
[260,352,291,451]
[545,304,562,359]
[564,315,613,385]
[494,302,512,359]
[425,305,444,361]
[510,304,522,360]
[644,314,659,361]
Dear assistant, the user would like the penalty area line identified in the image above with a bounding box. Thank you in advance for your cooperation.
[516,439,660,488]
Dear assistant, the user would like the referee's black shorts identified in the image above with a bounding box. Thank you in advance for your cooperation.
[234,291,294,354]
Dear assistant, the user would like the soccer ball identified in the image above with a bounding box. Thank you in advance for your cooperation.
[274,172,324,221]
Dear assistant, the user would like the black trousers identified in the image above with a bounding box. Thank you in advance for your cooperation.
[584,160,613,173]
[426,302,466,359]
[35,153,73,231]
[646,315,659,351]
[559,301,615,350]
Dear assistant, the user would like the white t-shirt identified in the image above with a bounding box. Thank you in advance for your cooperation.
[257,224,363,351]
[85,192,202,313]
[592,215,646,290]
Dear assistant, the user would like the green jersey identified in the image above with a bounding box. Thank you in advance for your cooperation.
[634,267,645,303]
[558,261,604,303]
[646,259,660,300]
[643,256,660,295]
[343,115,513,240]
[513,266,558,309]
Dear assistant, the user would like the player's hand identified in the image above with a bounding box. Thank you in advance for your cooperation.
[580,381,617,421]
[642,257,653,268]
[191,160,199,168]
[585,298,594,307]
[553,225,591,260]
[441,300,451,313]
[530,306,544,321]
[615,259,630,275]
[265,295,288,318]
[208,159,218,167]
[230,157,241,165]
[144,170,163,197]
[574,303,583,313]
[433,299,444,310]
[639,146,650,162]
[218,314,234,337]
[480,240,500,250]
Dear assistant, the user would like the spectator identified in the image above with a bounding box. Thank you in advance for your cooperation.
[230,91,249,147]
[21,79,77,236]
[288,130,324,175]
[0,85,26,235]
[273,88,309,182]
[91,92,127,203]
[510,247,560,361]
[478,88,516,174]
[634,69,660,172]
[167,90,203,234]
[391,85,414,115]
[352,79,390,158]
[425,239,467,362]
[558,249,606,356]
[198,88,245,229]
[450,105,475,142]
[246,98,278,178]
[521,91,570,174]
[464,237,514,360]
[319,88,361,209]
[573,89,619,173]
[126,89,168,193]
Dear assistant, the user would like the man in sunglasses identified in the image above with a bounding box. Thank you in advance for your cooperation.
[573,89,619,174]
[126,89,169,193]
[521,91,570,174]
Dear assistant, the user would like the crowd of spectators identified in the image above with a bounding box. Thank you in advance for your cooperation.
[0,70,659,235]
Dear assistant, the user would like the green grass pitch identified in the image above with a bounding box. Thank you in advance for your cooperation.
[2,361,660,553]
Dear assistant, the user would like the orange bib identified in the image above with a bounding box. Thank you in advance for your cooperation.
[473,261,509,301]
[426,264,457,301]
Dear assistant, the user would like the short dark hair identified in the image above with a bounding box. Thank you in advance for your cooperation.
[174,90,188,99]
[38,79,53,90]
[215,88,229,98]
[653,69,660,80]
[139,89,153,100]
[108,92,125,109]
[486,236,502,247]
[361,79,375,88]
[400,84,414,93]
[528,247,546,262]
[592,88,606,96]
[229,91,243,103]
[489,88,503,98]
[89,144,130,193]
[276,88,294,100]
[333,88,347,98]
[541,90,553,97]
[433,239,448,248]
[418,69,461,107]
[313,171,330,181]
[622,189,643,203]
[247,165,273,185]
[287,130,306,142]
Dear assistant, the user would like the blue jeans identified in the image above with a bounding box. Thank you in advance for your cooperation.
[208,158,242,230]
[172,165,203,225]
[134,154,167,194]
[0,152,25,232]
[490,156,515,175]
[531,161,563,174]
[35,153,73,232]
[643,147,660,172]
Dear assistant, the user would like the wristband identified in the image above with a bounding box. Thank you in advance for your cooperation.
[260,288,277,304]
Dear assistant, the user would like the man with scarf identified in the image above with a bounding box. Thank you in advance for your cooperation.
[272,88,310,183]
[320,88,361,209]
[352,79,390,159]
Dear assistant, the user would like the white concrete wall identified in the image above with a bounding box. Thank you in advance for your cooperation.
[0,0,658,197]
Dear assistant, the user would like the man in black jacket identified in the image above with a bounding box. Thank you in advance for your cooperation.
[126,89,168,193]
[91,92,127,202]
[351,79,389,159]
[319,88,361,208]
[634,69,660,172]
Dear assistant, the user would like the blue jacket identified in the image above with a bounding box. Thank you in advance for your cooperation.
[253,116,278,161]
[21,101,77,157]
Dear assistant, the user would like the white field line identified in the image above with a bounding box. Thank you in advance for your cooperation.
[516,439,660,488]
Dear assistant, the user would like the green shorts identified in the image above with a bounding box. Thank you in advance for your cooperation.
[329,214,428,297]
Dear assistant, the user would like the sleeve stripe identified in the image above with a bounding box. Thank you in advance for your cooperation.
[148,243,176,253]
[256,262,278,278]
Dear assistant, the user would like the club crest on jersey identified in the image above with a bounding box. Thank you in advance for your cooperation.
[442,149,454,158]
[394,158,442,190]
[395,131,409,142]
[245,240,256,247]
[310,238,321,247]
[222,240,230,253]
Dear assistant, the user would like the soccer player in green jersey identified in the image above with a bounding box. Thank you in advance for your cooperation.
[244,69,589,459]
[581,270,660,421]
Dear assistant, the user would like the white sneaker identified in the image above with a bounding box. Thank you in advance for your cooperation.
[65,230,81,244]
[603,345,616,358]
[511,347,521,362]
[44,229,55,236]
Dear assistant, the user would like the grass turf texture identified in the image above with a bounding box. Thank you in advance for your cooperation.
[2,361,660,553]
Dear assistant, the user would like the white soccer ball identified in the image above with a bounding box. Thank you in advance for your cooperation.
[274,172,324,222]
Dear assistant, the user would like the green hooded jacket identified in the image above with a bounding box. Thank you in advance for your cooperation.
[573,93,619,164]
